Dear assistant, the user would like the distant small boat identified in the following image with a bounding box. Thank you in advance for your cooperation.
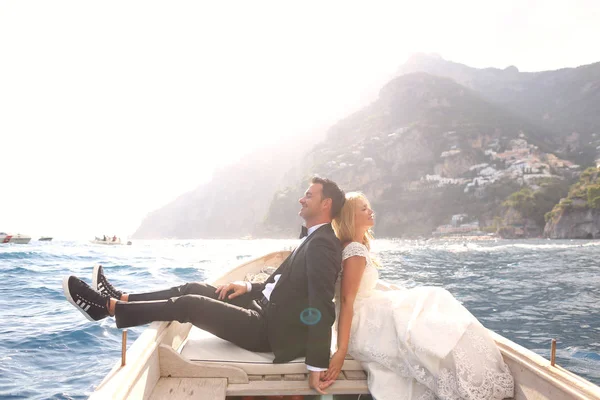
[39,237,53,241]
[91,236,123,245]
[8,234,31,244]
[91,236,132,245]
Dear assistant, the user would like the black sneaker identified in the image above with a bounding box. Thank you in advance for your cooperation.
[63,276,110,321]
[92,265,123,299]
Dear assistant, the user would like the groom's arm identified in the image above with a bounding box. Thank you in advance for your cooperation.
[304,238,341,368]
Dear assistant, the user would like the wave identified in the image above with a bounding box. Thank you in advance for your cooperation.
[570,349,600,361]
[0,266,37,274]
[0,251,42,260]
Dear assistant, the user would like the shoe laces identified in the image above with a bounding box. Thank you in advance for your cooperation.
[99,271,121,297]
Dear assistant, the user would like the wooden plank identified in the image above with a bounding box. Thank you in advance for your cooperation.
[264,374,283,381]
[150,378,226,400]
[283,374,306,381]
[182,355,364,375]
[344,370,367,380]
[227,379,369,396]
[159,345,248,384]
[336,371,346,380]
[248,375,264,381]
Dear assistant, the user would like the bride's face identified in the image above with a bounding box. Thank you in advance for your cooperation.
[355,198,375,230]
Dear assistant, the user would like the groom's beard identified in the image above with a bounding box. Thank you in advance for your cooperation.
[300,201,324,222]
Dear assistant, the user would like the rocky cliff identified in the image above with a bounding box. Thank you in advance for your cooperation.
[544,208,600,239]
[544,167,600,239]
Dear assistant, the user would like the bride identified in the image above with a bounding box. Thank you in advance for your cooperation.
[325,192,514,400]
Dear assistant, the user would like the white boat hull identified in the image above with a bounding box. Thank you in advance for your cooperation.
[10,238,31,244]
[9,234,31,244]
[1,233,31,244]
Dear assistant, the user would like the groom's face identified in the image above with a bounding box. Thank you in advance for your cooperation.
[298,183,325,221]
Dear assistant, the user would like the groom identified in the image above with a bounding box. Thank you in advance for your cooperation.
[63,176,345,394]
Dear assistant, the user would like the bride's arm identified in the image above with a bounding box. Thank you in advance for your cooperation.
[323,255,366,381]
[337,255,366,353]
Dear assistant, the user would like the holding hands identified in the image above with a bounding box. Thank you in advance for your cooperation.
[308,370,335,394]
[308,350,345,393]
[323,350,345,381]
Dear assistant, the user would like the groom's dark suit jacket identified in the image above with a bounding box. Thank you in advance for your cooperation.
[250,224,342,368]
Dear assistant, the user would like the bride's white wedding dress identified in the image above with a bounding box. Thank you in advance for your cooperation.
[335,242,514,400]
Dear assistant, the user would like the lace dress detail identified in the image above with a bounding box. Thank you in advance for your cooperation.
[340,242,379,300]
[336,242,514,400]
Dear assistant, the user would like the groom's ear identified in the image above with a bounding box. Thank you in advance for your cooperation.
[321,197,332,213]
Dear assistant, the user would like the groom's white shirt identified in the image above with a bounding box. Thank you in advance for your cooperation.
[246,223,329,372]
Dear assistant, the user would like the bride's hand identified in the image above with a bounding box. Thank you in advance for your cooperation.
[323,350,345,381]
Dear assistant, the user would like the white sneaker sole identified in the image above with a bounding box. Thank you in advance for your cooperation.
[92,265,101,292]
[62,276,96,322]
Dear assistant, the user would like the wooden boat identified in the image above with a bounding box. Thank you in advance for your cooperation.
[89,251,600,400]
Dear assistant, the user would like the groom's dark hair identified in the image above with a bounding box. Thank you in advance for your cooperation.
[311,176,345,219]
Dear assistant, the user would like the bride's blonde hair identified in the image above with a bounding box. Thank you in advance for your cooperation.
[332,191,375,250]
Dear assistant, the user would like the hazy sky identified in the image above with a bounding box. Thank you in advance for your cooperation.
[1,0,599,239]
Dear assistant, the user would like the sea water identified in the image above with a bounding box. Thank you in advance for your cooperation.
[0,238,598,399]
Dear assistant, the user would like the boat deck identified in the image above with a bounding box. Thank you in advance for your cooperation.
[147,325,369,399]
[150,372,369,399]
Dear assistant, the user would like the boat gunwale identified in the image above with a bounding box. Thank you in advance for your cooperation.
[492,331,600,399]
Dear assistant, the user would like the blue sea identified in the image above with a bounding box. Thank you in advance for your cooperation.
[1,238,599,399]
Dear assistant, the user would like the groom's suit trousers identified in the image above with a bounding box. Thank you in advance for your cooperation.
[114,282,271,352]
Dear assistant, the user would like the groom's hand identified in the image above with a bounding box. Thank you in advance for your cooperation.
[215,281,248,300]
[308,370,328,394]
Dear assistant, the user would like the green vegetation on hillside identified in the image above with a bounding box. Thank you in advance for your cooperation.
[545,167,600,222]
[502,179,572,228]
